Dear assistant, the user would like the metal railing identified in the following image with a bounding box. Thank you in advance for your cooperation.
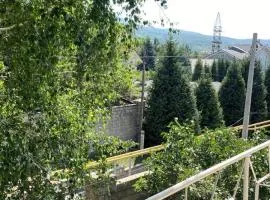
[84,120,270,179]
[146,140,270,200]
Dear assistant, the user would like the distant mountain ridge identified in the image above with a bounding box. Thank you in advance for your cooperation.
[136,27,270,52]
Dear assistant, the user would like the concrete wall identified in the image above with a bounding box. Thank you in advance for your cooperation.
[96,103,141,142]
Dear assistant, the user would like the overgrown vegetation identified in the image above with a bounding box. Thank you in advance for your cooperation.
[135,121,270,199]
[0,0,168,198]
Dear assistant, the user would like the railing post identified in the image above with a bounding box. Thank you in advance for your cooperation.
[254,183,259,200]
[243,156,250,200]
[184,187,188,200]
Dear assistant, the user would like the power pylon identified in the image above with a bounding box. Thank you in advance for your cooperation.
[212,12,222,53]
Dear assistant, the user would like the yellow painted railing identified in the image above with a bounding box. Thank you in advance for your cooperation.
[85,120,270,170]
[84,144,164,169]
[52,120,270,179]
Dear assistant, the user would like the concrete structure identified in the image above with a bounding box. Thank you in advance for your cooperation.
[96,103,141,141]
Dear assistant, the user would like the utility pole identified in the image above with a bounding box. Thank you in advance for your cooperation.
[242,33,257,139]
[139,59,145,149]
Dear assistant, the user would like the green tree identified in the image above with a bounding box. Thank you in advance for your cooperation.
[192,58,203,81]
[219,62,246,126]
[135,121,264,199]
[251,62,267,122]
[181,57,192,80]
[204,63,212,79]
[138,37,156,71]
[145,39,197,145]
[265,65,270,116]
[0,0,165,198]
[218,59,227,81]
[242,60,267,122]
[196,78,223,129]
[211,60,218,81]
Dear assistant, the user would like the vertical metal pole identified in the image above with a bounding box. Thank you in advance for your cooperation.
[242,33,257,139]
[139,58,146,149]
[243,156,250,200]
[184,187,188,200]
[254,183,259,200]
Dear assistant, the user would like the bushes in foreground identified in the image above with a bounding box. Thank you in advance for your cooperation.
[135,121,270,199]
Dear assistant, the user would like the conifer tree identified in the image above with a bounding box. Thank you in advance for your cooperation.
[242,59,267,122]
[250,62,267,122]
[218,59,227,81]
[138,37,155,70]
[225,60,230,72]
[211,60,218,81]
[196,78,223,129]
[192,58,203,81]
[241,59,250,84]
[265,65,270,116]
[219,62,246,126]
[145,39,197,145]
[182,58,192,80]
[204,63,212,79]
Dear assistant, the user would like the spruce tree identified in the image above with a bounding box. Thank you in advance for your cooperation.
[219,62,246,126]
[138,37,155,71]
[242,59,267,122]
[225,60,230,72]
[196,78,223,129]
[204,63,212,79]
[241,58,250,84]
[265,65,270,116]
[182,58,192,80]
[211,60,218,81]
[251,62,267,122]
[145,39,197,145]
[192,58,203,81]
[218,59,227,81]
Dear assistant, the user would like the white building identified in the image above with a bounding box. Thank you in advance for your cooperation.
[205,43,270,72]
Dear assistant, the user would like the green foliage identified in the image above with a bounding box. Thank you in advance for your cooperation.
[196,78,223,129]
[251,62,267,122]
[0,0,159,198]
[204,63,212,79]
[88,134,137,161]
[217,59,227,81]
[242,60,267,122]
[138,37,156,70]
[135,121,270,199]
[211,60,219,81]
[219,62,246,126]
[192,58,203,81]
[144,38,197,145]
[265,65,270,115]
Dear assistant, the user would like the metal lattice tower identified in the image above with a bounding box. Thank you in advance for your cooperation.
[212,12,222,53]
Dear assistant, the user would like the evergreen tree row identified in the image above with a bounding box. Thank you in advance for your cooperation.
[145,39,270,146]
[145,39,224,145]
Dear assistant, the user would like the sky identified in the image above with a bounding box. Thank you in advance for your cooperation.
[140,0,270,39]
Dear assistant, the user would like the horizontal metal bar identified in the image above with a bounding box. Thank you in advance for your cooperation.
[147,140,270,200]
[85,145,164,169]
[256,173,270,184]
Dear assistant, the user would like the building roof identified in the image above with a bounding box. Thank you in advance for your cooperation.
[205,48,248,60]
[222,49,248,60]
